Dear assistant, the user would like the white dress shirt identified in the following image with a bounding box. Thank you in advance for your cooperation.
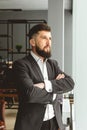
[30,51,55,121]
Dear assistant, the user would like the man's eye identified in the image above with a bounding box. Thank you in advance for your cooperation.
[49,37,52,41]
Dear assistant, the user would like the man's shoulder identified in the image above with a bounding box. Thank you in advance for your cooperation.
[13,56,27,64]
[13,53,32,64]
[13,56,30,67]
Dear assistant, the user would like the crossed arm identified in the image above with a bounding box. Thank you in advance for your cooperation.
[34,74,65,89]
[13,59,74,104]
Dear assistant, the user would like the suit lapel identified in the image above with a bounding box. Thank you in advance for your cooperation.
[46,62,51,79]
[27,54,44,80]
[46,60,54,80]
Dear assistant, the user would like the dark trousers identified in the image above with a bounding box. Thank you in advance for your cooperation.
[41,117,59,130]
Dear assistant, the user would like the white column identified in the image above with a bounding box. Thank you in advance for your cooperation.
[73,0,87,130]
[48,0,64,70]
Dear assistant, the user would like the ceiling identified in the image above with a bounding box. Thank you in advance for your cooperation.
[0,0,72,11]
[0,0,48,11]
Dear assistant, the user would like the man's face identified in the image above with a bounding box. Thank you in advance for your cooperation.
[33,31,52,58]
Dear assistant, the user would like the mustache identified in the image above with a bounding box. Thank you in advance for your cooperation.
[44,45,50,49]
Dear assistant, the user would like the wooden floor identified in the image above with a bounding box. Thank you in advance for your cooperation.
[5,108,17,130]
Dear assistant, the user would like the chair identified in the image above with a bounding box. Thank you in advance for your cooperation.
[0,100,6,130]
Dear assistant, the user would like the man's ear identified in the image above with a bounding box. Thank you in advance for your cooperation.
[30,39,35,47]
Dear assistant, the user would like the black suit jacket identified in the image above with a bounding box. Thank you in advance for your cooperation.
[12,53,74,130]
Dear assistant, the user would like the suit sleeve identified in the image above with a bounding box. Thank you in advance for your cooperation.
[49,60,74,94]
[12,60,53,104]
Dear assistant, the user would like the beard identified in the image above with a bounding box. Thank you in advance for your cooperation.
[36,45,51,59]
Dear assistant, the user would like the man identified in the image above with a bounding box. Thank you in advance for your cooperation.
[12,23,74,130]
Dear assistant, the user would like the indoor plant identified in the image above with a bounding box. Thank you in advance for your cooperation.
[15,44,22,53]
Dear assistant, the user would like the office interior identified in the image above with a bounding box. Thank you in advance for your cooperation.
[0,0,87,130]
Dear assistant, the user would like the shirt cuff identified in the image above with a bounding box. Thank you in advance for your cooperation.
[53,94,57,101]
[44,79,52,92]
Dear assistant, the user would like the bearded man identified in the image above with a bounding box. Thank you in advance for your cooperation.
[13,23,74,130]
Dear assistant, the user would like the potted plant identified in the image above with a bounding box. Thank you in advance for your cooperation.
[15,44,22,53]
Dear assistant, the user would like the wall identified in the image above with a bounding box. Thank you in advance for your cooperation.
[73,0,87,129]
[64,10,72,76]
[48,0,64,70]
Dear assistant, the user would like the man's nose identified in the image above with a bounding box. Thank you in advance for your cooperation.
[46,38,51,44]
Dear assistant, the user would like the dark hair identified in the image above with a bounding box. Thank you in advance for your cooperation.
[28,23,51,40]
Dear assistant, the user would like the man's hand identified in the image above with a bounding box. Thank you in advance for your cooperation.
[34,83,45,89]
[56,74,65,80]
